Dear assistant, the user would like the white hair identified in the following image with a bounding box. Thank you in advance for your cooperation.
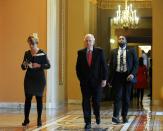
[84,34,95,41]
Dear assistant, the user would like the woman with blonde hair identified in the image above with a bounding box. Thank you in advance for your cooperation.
[21,33,50,127]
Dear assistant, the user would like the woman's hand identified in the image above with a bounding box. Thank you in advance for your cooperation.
[32,63,41,68]
[23,61,28,69]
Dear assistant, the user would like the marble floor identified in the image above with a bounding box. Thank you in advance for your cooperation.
[0,96,163,131]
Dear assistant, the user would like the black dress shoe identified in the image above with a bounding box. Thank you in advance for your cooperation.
[148,94,151,97]
[112,117,120,124]
[22,119,30,126]
[37,120,42,127]
[96,116,100,124]
[123,117,128,123]
[84,123,91,129]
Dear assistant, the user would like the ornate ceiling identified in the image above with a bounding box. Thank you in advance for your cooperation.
[96,0,152,9]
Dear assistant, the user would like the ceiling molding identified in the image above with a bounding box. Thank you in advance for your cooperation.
[97,0,152,9]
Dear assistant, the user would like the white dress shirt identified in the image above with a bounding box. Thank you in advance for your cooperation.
[116,46,127,72]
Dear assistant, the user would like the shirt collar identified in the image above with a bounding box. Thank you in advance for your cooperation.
[119,45,126,50]
[87,47,93,52]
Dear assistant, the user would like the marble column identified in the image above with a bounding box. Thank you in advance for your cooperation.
[46,0,59,108]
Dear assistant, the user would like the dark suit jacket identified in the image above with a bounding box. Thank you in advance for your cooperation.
[108,47,138,84]
[76,47,108,87]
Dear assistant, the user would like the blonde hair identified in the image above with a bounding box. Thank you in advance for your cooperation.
[27,33,39,44]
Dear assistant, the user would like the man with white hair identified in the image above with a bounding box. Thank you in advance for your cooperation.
[76,34,108,129]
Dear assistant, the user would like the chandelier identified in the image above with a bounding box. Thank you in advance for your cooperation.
[113,0,139,29]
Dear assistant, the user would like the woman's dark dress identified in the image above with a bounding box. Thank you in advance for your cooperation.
[21,49,50,96]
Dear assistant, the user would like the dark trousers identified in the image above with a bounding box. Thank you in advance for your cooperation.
[80,82,102,124]
[24,94,43,121]
[112,72,132,118]
[136,88,144,102]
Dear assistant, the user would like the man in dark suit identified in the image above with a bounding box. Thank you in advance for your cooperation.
[76,34,108,129]
[108,36,138,124]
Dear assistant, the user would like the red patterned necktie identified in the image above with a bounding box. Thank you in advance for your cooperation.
[87,50,92,66]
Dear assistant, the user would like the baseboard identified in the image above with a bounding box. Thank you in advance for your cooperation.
[0,103,45,109]
[67,99,81,104]
[46,102,65,109]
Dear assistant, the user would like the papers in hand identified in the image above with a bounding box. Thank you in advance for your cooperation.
[28,63,33,68]
[27,53,45,68]
[34,53,45,56]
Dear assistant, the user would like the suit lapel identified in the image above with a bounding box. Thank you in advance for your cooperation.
[126,48,130,66]
[115,48,118,57]
[115,48,118,65]
[83,48,93,68]
[83,48,88,65]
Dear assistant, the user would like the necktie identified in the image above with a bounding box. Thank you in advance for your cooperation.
[87,50,92,66]
[120,49,124,72]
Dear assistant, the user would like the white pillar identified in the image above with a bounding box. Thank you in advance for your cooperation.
[46,0,59,108]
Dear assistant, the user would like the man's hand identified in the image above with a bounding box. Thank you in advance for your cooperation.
[107,82,112,88]
[127,74,134,81]
[101,80,107,87]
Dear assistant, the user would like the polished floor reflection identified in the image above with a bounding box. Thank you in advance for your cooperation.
[0,96,163,131]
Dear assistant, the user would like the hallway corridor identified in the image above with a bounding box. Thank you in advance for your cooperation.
[0,96,162,131]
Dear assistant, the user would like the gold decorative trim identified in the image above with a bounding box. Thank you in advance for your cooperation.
[97,0,152,9]
[59,0,66,85]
